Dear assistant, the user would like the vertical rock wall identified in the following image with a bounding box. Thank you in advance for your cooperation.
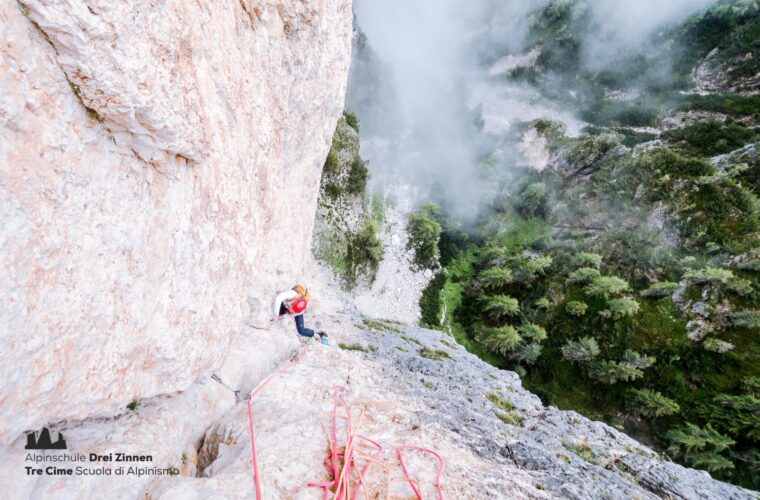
[0,0,352,445]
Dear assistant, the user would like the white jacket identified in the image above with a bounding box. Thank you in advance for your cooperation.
[273,290,300,316]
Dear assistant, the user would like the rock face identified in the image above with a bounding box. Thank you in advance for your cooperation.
[0,0,352,445]
[2,263,753,498]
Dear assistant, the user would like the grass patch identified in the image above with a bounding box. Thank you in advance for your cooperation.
[562,441,599,465]
[486,392,515,411]
[362,318,401,334]
[338,343,375,352]
[420,348,451,361]
[441,338,457,349]
[402,335,422,346]
[497,411,525,426]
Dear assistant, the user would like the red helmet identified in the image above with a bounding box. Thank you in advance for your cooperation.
[290,297,307,314]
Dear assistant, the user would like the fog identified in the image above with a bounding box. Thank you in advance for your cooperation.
[350,0,718,217]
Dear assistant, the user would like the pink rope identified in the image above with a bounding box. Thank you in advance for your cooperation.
[247,397,262,500]
[397,445,445,500]
[245,350,307,499]
[350,435,383,500]
[308,387,445,500]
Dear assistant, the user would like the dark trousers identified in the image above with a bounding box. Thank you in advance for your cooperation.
[279,304,318,337]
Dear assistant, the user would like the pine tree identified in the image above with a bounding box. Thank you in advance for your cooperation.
[480,326,522,356]
[584,276,630,299]
[510,255,553,282]
[590,360,644,384]
[667,423,735,474]
[479,267,513,289]
[519,323,547,343]
[621,350,656,369]
[626,389,680,417]
[640,281,680,298]
[512,343,543,365]
[567,267,601,285]
[483,295,520,320]
[565,300,588,316]
[573,252,602,269]
[599,297,640,320]
[561,337,600,364]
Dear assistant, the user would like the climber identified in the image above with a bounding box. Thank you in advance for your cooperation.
[273,285,329,345]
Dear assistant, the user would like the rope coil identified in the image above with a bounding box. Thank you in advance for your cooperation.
[212,352,445,499]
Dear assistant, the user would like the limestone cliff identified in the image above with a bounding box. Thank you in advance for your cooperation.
[0,0,352,445]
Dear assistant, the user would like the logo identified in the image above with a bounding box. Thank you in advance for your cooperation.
[25,427,67,450]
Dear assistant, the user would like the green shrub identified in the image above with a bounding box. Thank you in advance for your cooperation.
[483,295,521,320]
[564,133,624,165]
[516,182,549,218]
[686,266,736,285]
[600,297,640,320]
[685,266,753,295]
[407,206,442,269]
[566,301,589,316]
[637,147,715,179]
[323,149,339,175]
[346,156,369,195]
[567,267,601,284]
[561,337,600,363]
[626,389,681,418]
[678,93,760,116]
[664,120,756,156]
[344,110,360,131]
[584,276,630,299]
[737,258,760,271]
[419,272,446,327]
[703,338,735,353]
[324,182,342,199]
[535,297,552,309]
[480,326,522,355]
[347,221,383,280]
[640,281,681,298]
[574,252,603,268]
